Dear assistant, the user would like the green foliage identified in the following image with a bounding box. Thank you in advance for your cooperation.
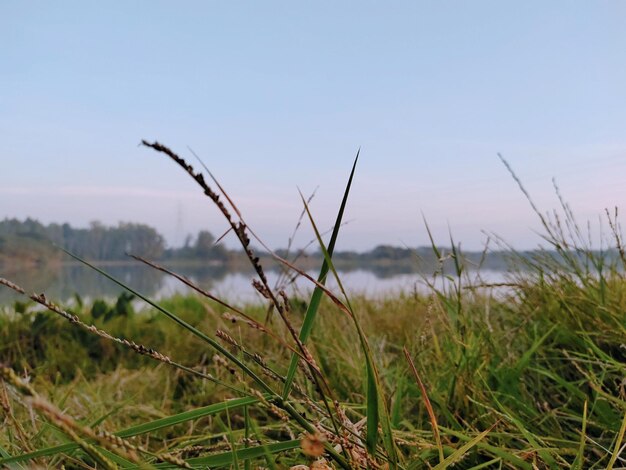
[0,230,60,265]
[3,250,626,467]
[0,218,166,262]
[2,147,626,468]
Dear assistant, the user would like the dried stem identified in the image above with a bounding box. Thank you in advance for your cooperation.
[128,254,303,357]
[141,141,334,395]
[0,277,244,394]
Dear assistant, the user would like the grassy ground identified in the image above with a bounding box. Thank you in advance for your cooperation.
[2,246,626,469]
[2,143,626,469]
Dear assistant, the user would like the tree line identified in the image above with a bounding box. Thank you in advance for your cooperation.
[0,218,226,264]
[1,217,535,270]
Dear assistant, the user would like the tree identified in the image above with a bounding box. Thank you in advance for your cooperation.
[192,230,228,261]
[194,231,215,258]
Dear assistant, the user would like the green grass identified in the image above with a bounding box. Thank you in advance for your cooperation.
[3,254,626,468]
[1,143,626,468]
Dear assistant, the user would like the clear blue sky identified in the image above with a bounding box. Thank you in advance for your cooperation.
[2,1,625,251]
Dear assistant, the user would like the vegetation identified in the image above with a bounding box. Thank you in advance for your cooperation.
[1,142,626,469]
[0,219,166,265]
[0,217,588,275]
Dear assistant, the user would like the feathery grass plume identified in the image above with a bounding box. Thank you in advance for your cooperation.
[59,247,277,391]
[140,141,268,296]
[0,394,266,467]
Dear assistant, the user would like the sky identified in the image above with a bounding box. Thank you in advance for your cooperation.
[2,1,626,251]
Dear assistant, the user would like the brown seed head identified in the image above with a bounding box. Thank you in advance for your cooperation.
[301,432,326,458]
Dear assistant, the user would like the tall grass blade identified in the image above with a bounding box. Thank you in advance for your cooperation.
[0,396,262,466]
[466,457,502,469]
[513,326,556,375]
[220,410,239,470]
[250,419,278,470]
[492,397,557,468]
[0,446,23,470]
[607,409,626,470]
[96,447,138,468]
[282,150,359,399]
[140,440,301,469]
[572,400,588,470]
[57,247,275,396]
[422,214,441,261]
[432,424,494,470]
[243,406,251,470]
[439,427,532,469]
[299,194,400,467]
[404,347,443,464]
[365,360,380,457]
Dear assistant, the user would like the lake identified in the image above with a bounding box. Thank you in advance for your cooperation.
[0,262,511,308]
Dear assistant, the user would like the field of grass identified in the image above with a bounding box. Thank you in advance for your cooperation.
[2,143,626,469]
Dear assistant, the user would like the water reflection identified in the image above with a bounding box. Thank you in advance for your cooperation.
[0,262,509,306]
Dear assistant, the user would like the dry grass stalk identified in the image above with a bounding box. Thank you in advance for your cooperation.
[250,389,290,422]
[0,277,172,364]
[0,366,140,469]
[0,277,243,393]
[0,378,34,453]
[2,365,194,469]
[141,141,341,406]
[403,346,444,464]
[142,141,299,327]
[129,254,300,355]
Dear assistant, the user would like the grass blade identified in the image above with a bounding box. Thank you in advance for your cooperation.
[96,447,138,468]
[432,424,495,470]
[492,397,557,468]
[404,347,443,464]
[422,214,441,261]
[282,150,359,399]
[439,427,532,469]
[299,193,400,467]
[57,247,276,396]
[0,446,24,470]
[139,440,302,469]
[0,396,261,465]
[607,409,626,470]
[572,400,588,470]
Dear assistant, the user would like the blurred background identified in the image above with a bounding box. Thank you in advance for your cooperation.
[2,1,625,300]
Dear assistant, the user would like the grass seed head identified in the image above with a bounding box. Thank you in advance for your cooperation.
[301,432,326,458]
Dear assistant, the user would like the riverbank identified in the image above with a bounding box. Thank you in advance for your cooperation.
[2,247,625,468]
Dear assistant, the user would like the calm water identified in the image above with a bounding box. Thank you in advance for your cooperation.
[0,263,510,307]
